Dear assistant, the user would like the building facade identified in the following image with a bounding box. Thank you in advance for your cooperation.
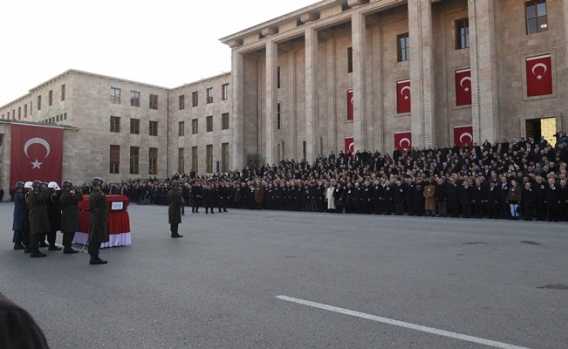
[221,0,568,169]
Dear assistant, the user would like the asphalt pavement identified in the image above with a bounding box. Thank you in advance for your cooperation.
[0,202,566,349]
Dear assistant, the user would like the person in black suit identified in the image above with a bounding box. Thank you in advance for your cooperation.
[545,177,560,222]
[521,181,536,221]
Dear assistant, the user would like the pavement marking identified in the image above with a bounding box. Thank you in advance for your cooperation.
[276,295,532,349]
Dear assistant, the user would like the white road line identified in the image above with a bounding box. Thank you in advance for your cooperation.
[277,295,532,349]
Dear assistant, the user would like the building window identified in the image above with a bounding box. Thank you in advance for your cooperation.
[222,83,229,100]
[192,91,198,107]
[130,118,140,134]
[110,116,120,133]
[222,113,229,130]
[222,143,229,172]
[110,145,120,174]
[130,146,139,175]
[48,90,53,106]
[206,144,213,173]
[37,95,41,110]
[178,148,185,174]
[397,33,410,62]
[277,66,281,89]
[179,95,185,110]
[18,107,21,119]
[24,105,27,118]
[206,88,213,104]
[192,119,198,134]
[149,94,158,109]
[149,148,158,175]
[302,141,307,161]
[456,18,470,49]
[192,146,198,172]
[277,103,282,130]
[30,102,33,115]
[179,121,185,137]
[131,91,140,107]
[347,47,353,73]
[206,115,213,132]
[61,84,65,101]
[526,0,548,35]
[111,87,121,104]
[149,121,158,136]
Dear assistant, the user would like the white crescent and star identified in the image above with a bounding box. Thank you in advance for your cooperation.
[459,76,471,92]
[348,142,355,153]
[459,132,473,144]
[400,85,411,100]
[531,62,548,81]
[23,137,51,169]
[399,137,411,150]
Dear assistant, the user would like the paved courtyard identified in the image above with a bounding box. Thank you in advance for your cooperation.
[0,202,566,349]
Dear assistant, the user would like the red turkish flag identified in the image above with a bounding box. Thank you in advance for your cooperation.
[526,55,552,97]
[10,123,63,186]
[344,137,354,156]
[455,69,472,106]
[394,132,412,152]
[454,125,473,148]
[347,90,354,120]
[397,80,411,114]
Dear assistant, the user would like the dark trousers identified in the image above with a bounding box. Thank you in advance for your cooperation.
[170,224,179,236]
[62,232,75,248]
[46,230,57,246]
[30,234,41,253]
[13,230,23,244]
[88,243,101,260]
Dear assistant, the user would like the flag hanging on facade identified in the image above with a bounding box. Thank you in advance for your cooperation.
[396,80,411,114]
[10,123,63,186]
[455,69,472,106]
[394,132,412,152]
[526,54,552,97]
[453,125,473,148]
[347,90,354,120]
[344,137,354,155]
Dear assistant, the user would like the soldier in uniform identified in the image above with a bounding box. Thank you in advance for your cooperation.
[12,182,26,250]
[46,182,62,251]
[26,181,51,258]
[167,181,183,238]
[59,181,84,253]
[88,177,109,265]
[22,182,33,253]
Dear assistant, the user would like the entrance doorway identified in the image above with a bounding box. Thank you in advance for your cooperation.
[526,117,556,148]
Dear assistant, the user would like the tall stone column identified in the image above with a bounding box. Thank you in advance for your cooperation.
[287,51,297,160]
[326,39,337,154]
[231,51,244,170]
[305,28,318,161]
[408,0,434,148]
[265,40,277,165]
[469,0,498,143]
[351,11,367,152]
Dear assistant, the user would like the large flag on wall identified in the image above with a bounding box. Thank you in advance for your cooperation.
[347,90,354,120]
[396,80,411,114]
[344,137,354,155]
[10,124,63,186]
[455,69,472,106]
[526,54,552,97]
[394,132,412,152]
[454,125,473,149]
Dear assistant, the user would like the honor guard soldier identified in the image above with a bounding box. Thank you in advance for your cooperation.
[12,182,25,250]
[60,181,84,253]
[167,181,183,238]
[22,182,33,253]
[46,181,63,250]
[26,181,51,258]
[88,177,109,265]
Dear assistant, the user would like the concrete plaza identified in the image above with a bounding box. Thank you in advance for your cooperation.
[0,202,566,348]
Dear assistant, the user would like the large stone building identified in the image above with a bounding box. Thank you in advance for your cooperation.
[1,0,567,194]
[221,0,568,169]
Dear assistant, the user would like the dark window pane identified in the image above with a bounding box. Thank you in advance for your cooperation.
[527,4,536,19]
[537,2,546,16]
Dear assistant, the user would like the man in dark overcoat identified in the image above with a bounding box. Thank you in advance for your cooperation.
[59,181,84,253]
[167,181,183,238]
[46,182,62,251]
[12,182,25,250]
[88,177,109,265]
[26,181,51,258]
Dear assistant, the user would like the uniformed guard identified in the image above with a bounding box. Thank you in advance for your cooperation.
[167,181,183,238]
[46,181,62,250]
[12,182,26,250]
[26,181,51,258]
[88,177,109,265]
[22,181,33,253]
[59,180,84,253]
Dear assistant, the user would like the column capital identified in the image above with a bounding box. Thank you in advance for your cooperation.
[301,13,317,24]
[227,39,242,49]
[261,27,277,37]
[348,0,363,8]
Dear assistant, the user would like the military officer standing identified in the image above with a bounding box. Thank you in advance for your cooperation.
[167,181,183,238]
[88,177,109,265]
[46,182,62,251]
[12,182,25,250]
[60,181,84,253]
[26,181,51,258]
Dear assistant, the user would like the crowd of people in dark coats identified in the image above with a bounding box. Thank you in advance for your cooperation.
[77,135,567,222]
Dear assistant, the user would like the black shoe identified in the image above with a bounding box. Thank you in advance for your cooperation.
[171,234,183,238]
[30,251,47,258]
[48,245,62,251]
[224,210,228,212]
[24,247,32,253]
[39,242,49,248]
[63,248,79,254]
[14,243,25,250]
[90,258,108,265]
